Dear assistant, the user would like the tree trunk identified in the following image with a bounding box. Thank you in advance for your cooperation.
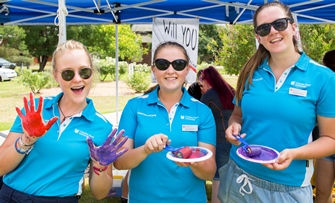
[38,55,49,72]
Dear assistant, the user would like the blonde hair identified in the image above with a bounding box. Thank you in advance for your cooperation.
[51,40,94,73]
[235,1,300,104]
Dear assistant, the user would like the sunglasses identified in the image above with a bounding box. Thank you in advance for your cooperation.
[255,18,292,37]
[59,68,92,81]
[154,58,188,71]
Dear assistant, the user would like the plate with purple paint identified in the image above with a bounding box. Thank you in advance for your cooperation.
[236,145,279,164]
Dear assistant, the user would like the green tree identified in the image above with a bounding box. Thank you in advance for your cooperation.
[20,25,59,72]
[215,24,255,75]
[68,25,146,62]
[198,24,225,63]
[299,24,335,63]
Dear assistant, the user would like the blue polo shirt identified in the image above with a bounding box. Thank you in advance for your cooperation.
[231,52,335,187]
[4,92,113,196]
[118,87,216,203]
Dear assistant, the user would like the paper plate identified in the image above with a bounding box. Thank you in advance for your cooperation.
[166,146,213,163]
[236,145,279,164]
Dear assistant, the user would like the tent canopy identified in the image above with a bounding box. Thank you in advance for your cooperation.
[1,0,335,25]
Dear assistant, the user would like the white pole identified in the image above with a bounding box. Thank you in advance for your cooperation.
[115,24,119,126]
[57,0,67,45]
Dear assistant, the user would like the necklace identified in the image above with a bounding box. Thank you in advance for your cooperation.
[58,105,72,123]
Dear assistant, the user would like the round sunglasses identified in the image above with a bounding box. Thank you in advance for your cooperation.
[59,68,92,81]
[255,18,292,37]
[154,58,188,71]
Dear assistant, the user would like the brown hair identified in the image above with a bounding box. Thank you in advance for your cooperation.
[235,1,300,104]
[153,41,190,63]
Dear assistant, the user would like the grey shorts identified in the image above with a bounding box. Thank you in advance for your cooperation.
[218,159,313,203]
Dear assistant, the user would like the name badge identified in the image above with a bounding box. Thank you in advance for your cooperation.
[289,88,307,97]
[182,125,198,132]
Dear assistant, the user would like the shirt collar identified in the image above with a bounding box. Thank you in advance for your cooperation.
[44,92,96,122]
[146,86,192,108]
[260,52,307,71]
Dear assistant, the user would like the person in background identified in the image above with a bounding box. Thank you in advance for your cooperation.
[219,2,335,203]
[199,66,235,203]
[315,49,335,203]
[114,41,216,203]
[188,69,204,100]
[0,40,128,202]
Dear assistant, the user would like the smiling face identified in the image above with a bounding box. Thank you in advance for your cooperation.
[53,48,93,105]
[255,5,297,55]
[152,43,189,93]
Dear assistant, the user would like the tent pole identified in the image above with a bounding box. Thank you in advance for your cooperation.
[58,0,67,45]
[115,24,119,126]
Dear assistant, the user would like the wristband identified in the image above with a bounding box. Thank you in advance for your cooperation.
[19,135,34,147]
[15,138,34,155]
[92,165,108,175]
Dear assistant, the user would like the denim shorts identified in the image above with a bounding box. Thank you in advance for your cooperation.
[322,154,335,162]
[0,183,79,203]
[218,159,313,203]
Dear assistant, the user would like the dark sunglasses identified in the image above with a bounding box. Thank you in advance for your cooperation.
[59,68,92,81]
[154,58,188,71]
[255,18,292,37]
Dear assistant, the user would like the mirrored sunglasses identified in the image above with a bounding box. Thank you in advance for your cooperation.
[154,58,188,71]
[59,68,92,81]
[255,18,292,37]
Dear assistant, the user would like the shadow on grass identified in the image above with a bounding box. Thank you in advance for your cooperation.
[79,181,213,203]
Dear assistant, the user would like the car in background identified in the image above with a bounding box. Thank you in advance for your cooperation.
[0,58,16,69]
[0,68,17,82]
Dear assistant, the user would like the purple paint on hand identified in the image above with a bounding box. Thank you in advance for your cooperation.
[87,128,128,166]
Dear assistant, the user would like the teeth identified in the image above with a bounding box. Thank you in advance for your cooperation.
[166,78,176,81]
[271,38,282,43]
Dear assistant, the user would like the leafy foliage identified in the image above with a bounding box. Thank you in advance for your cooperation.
[215,24,256,75]
[94,57,128,81]
[198,24,225,63]
[18,69,50,93]
[299,24,335,63]
[68,25,147,62]
[127,72,150,93]
[19,26,59,72]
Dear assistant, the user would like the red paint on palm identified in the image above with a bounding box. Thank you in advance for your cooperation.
[15,92,58,138]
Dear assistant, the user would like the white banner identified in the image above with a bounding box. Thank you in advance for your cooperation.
[152,18,199,83]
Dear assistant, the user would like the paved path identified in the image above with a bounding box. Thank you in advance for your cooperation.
[0,111,122,146]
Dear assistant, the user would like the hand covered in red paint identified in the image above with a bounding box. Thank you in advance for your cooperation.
[15,92,58,138]
[87,128,129,166]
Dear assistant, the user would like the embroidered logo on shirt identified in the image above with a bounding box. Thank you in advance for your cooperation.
[252,77,263,81]
[138,112,157,117]
[290,81,311,88]
[180,115,199,121]
[75,128,94,138]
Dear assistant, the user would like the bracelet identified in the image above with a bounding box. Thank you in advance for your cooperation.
[14,138,34,155]
[19,135,34,147]
[92,165,108,176]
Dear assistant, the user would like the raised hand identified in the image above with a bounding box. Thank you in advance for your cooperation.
[87,128,128,166]
[15,92,58,138]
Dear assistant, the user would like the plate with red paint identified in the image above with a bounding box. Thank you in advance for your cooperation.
[236,145,279,164]
[166,146,213,163]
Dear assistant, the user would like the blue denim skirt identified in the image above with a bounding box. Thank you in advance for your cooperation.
[218,159,313,203]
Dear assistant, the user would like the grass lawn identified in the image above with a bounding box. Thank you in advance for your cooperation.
[79,180,213,203]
